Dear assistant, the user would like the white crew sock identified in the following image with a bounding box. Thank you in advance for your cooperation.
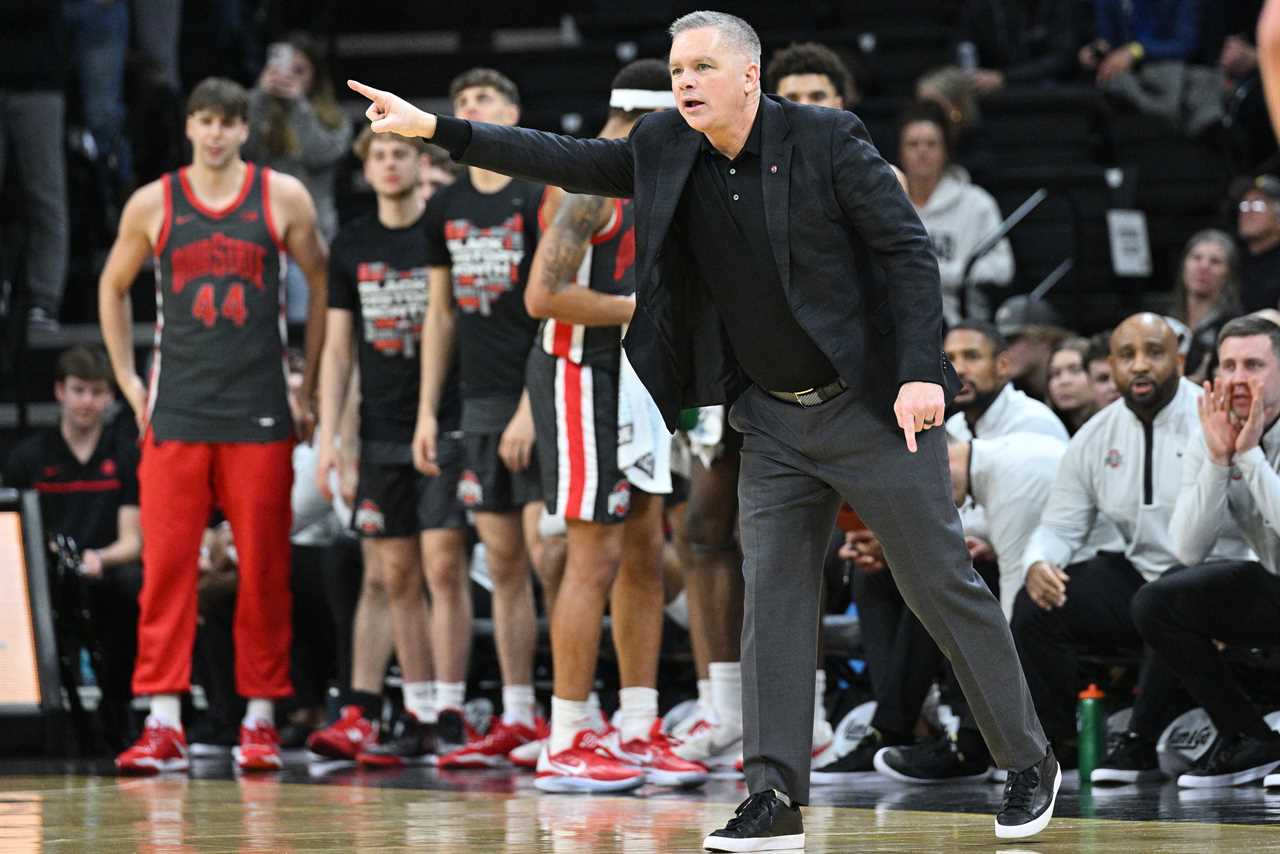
[550,696,595,755]
[696,679,714,719]
[502,684,536,728]
[709,661,743,730]
[149,694,182,730]
[619,686,659,744]
[436,681,466,713]
[243,698,274,729]
[814,669,830,738]
[403,681,437,724]
[588,691,607,732]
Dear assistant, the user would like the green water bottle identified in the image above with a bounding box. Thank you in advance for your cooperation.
[1077,683,1106,783]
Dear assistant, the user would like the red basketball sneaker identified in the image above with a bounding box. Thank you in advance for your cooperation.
[598,720,709,787]
[534,730,646,793]
[306,705,377,761]
[508,717,551,769]
[235,721,283,771]
[438,719,539,769]
[116,718,190,775]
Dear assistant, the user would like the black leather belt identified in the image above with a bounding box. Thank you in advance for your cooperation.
[764,378,848,407]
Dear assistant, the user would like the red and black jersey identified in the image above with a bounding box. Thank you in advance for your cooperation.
[149,162,291,442]
[2,417,139,550]
[538,198,636,369]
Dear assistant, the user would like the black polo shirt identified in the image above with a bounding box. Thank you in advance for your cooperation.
[671,102,837,391]
[2,417,139,551]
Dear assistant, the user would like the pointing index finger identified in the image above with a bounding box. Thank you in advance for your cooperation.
[347,79,381,100]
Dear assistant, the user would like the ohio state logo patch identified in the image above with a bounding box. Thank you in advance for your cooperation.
[606,479,632,519]
[1105,449,1122,469]
[100,458,117,476]
[458,470,484,507]
[354,500,385,535]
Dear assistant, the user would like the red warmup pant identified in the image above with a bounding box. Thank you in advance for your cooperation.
[133,430,294,699]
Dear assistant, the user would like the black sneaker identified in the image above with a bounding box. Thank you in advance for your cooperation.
[873,735,993,785]
[355,712,437,767]
[812,727,892,784]
[435,708,470,755]
[1092,732,1165,784]
[996,747,1060,840]
[1176,732,1280,788]
[703,790,804,852]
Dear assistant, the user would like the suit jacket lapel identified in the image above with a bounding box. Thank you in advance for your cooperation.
[760,97,793,294]
[642,129,701,277]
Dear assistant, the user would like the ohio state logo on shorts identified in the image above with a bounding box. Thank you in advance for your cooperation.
[355,500,385,535]
[458,470,484,507]
[606,479,631,519]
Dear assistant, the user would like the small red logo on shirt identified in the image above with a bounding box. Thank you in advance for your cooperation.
[1105,449,1122,469]
[100,459,117,476]
[175,214,194,225]
[240,210,259,222]
[43,465,60,478]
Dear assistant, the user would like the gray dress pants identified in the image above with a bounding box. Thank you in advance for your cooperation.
[730,383,1048,803]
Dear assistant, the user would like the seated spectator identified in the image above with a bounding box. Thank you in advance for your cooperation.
[1236,175,1280,313]
[1,1,68,334]
[956,0,1082,93]
[1087,330,1121,408]
[1172,229,1243,382]
[1214,13,1279,173]
[243,31,352,325]
[898,101,1014,323]
[1011,314,1253,774]
[1,346,142,751]
[1144,315,1280,788]
[995,295,1073,402]
[1047,337,1101,434]
[764,41,859,108]
[944,320,1068,440]
[1079,0,1219,132]
[916,67,993,176]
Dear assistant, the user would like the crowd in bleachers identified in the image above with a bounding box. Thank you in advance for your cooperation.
[6,0,1280,793]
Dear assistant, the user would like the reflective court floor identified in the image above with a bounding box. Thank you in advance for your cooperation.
[3,756,1280,853]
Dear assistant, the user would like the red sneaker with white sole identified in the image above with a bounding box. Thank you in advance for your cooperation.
[508,718,551,769]
[439,719,539,769]
[234,722,283,771]
[116,718,189,775]
[534,730,646,793]
[307,706,378,761]
[598,720,709,787]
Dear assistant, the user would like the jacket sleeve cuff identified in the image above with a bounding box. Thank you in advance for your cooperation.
[432,116,473,160]
[1235,446,1268,474]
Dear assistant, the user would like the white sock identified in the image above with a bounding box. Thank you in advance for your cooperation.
[403,681,437,724]
[502,685,536,729]
[709,661,743,730]
[436,681,466,712]
[588,691,607,732]
[550,696,594,755]
[696,679,714,718]
[149,694,182,730]
[244,698,273,729]
[618,686,659,744]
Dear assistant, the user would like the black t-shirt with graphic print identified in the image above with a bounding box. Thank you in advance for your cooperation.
[329,211,461,444]
[423,173,543,409]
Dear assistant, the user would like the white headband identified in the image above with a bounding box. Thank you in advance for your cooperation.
[609,88,676,111]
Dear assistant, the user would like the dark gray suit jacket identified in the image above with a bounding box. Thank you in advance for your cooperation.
[435,94,959,430]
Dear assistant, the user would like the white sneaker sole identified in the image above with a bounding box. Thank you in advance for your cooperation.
[117,757,189,775]
[1091,768,1164,784]
[995,765,1061,840]
[1265,773,1280,788]
[702,831,805,852]
[439,752,511,770]
[873,749,992,785]
[647,768,709,787]
[1177,760,1280,788]
[534,773,645,794]
[811,769,876,785]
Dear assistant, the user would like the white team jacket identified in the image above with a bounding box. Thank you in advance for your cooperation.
[1171,415,1280,574]
[1024,378,1254,581]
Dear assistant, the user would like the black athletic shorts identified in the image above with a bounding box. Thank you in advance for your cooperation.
[352,435,465,537]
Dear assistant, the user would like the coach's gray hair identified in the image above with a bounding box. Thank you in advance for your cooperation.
[669,11,761,65]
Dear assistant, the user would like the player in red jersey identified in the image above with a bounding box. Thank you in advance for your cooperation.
[99,77,328,774]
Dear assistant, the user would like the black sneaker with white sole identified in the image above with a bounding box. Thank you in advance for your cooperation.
[812,727,897,784]
[1176,732,1280,788]
[1091,732,1166,784]
[873,735,993,784]
[996,748,1060,840]
[703,790,804,852]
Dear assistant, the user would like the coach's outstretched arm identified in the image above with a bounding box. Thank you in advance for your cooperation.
[348,80,636,198]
